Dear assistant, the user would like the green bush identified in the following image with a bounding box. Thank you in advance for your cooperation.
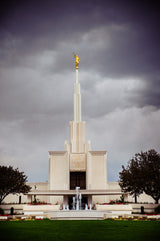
[155,205,160,214]
[0,207,4,215]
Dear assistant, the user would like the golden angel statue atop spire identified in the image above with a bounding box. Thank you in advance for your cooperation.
[73,52,80,69]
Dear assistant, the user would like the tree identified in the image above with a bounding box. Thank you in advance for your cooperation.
[0,165,31,204]
[119,149,160,204]
[139,149,160,204]
[119,157,143,203]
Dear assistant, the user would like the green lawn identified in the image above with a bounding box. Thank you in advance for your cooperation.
[0,219,160,241]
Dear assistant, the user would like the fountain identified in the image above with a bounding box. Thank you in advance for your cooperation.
[72,186,82,210]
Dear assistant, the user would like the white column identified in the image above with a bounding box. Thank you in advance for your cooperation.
[76,68,78,84]
[74,69,81,122]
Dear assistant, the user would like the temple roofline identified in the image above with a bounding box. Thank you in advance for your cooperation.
[89,151,107,155]
[49,151,67,155]
[28,189,123,196]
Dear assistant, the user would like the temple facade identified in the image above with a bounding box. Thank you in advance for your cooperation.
[48,61,108,207]
[3,55,156,207]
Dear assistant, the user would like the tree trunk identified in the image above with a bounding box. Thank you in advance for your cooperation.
[135,194,137,203]
[155,199,158,204]
[0,194,7,204]
[0,196,3,204]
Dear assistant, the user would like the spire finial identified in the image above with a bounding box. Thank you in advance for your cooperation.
[73,52,80,69]
[73,53,81,122]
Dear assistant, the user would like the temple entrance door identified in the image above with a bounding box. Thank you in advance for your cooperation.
[70,172,86,190]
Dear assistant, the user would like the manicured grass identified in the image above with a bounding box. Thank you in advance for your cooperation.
[0,219,160,241]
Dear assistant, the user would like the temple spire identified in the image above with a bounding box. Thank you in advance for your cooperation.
[73,53,81,122]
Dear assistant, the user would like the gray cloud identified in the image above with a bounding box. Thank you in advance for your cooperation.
[0,0,160,181]
[86,106,160,181]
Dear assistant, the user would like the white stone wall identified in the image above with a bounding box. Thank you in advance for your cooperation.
[107,182,158,204]
[49,196,64,205]
[2,182,49,204]
[88,151,107,190]
[92,195,107,204]
[2,183,159,205]
[49,151,69,190]
[87,151,107,204]
[49,151,69,204]
[3,194,27,204]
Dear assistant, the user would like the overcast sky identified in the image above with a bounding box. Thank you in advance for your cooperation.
[0,0,160,183]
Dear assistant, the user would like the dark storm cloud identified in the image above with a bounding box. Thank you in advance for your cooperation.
[1,0,159,106]
[1,0,159,73]
[0,0,160,181]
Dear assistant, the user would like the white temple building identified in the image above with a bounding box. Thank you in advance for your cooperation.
[48,55,109,207]
[3,55,156,207]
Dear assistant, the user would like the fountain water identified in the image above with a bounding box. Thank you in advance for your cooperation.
[72,187,82,210]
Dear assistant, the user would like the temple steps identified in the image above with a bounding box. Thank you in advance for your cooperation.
[46,210,110,220]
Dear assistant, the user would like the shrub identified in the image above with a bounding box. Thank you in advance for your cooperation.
[155,205,160,214]
[0,207,4,215]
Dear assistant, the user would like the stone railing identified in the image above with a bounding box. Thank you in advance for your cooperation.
[0,204,60,214]
[96,204,133,214]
